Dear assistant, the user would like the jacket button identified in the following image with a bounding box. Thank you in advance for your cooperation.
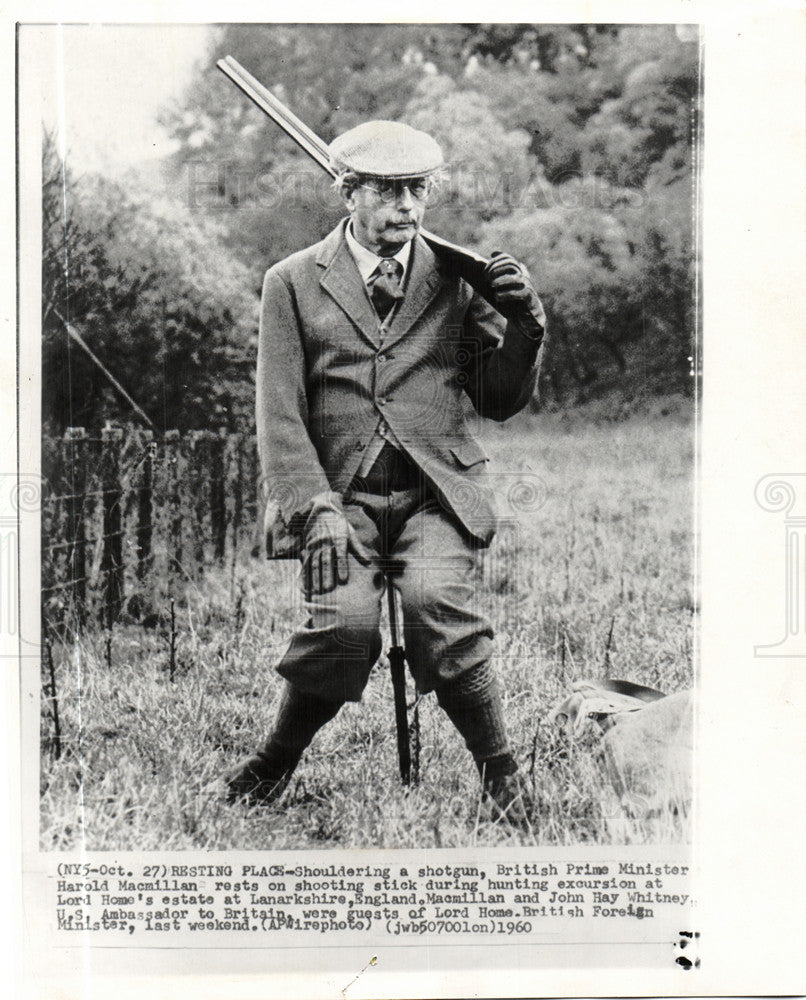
[355,442,365,451]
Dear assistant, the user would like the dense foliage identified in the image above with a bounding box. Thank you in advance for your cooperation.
[44,24,700,431]
[42,135,257,434]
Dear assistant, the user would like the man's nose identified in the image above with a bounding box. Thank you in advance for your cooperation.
[395,185,415,209]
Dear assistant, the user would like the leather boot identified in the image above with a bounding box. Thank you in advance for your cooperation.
[226,742,302,806]
[478,754,534,829]
[225,683,343,807]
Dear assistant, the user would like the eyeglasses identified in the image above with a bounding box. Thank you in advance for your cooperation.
[358,177,434,204]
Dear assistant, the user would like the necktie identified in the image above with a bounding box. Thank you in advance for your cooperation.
[369,258,404,319]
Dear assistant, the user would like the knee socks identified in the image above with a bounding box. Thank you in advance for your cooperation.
[264,669,516,784]
[435,661,518,783]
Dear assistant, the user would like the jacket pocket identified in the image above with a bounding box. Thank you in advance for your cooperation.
[449,439,490,469]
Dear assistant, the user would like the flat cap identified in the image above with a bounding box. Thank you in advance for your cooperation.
[329,120,444,179]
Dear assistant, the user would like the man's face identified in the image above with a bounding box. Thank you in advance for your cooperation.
[344,177,428,256]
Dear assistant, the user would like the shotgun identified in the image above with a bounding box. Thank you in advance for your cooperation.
[216,54,493,302]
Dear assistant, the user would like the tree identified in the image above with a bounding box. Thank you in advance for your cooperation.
[42,133,257,434]
[403,74,536,247]
[579,25,699,187]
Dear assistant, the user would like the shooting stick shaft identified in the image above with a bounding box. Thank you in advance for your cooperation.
[387,583,411,785]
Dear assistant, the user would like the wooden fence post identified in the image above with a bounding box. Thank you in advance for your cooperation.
[188,431,206,571]
[230,434,243,556]
[247,435,263,557]
[43,427,269,620]
[137,430,154,582]
[165,429,182,590]
[64,426,88,626]
[101,422,124,624]
[210,430,227,563]
[41,436,65,631]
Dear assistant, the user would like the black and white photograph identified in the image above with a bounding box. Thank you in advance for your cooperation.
[35,20,697,851]
[6,5,806,998]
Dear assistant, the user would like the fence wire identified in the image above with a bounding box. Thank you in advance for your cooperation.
[42,426,260,634]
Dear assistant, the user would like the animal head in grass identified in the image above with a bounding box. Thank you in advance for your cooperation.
[549,679,693,822]
[549,678,667,735]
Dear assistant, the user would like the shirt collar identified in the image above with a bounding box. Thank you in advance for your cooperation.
[345,220,412,284]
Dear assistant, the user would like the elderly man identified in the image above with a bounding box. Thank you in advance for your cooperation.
[227,120,546,822]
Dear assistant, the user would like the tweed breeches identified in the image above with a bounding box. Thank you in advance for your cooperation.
[275,488,493,702]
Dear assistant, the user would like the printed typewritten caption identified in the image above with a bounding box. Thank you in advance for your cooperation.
[39,852,695,950]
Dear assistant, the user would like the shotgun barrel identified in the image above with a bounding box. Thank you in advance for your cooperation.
[216,55,494,301]
[218,55,334,176]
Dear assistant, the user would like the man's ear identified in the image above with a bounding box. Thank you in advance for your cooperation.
[340,187,356,214]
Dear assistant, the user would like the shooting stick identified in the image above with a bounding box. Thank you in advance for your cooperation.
[386,582,412,786]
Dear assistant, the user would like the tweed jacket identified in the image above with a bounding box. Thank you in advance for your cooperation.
[256,218,546,556]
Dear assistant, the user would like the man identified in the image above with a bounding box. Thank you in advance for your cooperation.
[227,120,546,822]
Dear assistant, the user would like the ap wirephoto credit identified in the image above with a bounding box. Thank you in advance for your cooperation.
[12,10,805,999]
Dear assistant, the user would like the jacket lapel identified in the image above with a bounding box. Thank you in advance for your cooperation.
[318,221,380,349]
[383,235,443,350]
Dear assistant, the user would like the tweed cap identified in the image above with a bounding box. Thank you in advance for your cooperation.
[329,120,444,179]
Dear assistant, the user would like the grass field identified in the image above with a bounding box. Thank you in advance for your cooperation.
[40,403,695,850]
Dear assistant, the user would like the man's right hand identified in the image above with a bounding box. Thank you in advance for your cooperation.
[303,508,371,597]
[484,250,545,341]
